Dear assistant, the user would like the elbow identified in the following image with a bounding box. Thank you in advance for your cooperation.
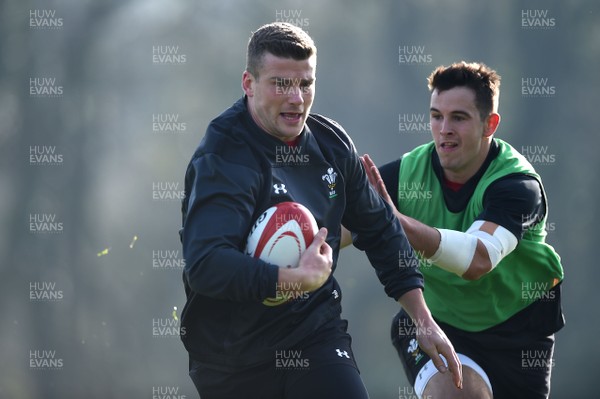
[183,249,213,294]
[184,259,205,293]
[461,239,495,281]
[461,260,492,281]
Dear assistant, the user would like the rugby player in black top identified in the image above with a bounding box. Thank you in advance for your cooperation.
[180,22,462,398]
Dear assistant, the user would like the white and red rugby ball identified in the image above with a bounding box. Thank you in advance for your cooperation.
[245,202,319,269]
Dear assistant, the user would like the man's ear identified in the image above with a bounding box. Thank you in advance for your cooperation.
[242,71,255,97]
[484,113,500,137]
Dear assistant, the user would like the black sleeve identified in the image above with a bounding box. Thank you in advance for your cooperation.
[379,159,401,209]
[181,153,279,302]
[341,152,423,301]
[478,174,546,240]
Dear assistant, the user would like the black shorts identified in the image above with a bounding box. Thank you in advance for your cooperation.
[189,319,369,399]
[391,286,564,399]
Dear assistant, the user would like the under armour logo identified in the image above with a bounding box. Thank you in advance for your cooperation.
[332,289,339,299]
[273,184,287,194]
[336,349,350,359]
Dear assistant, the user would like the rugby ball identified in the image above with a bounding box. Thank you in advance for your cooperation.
[245,202,319,306]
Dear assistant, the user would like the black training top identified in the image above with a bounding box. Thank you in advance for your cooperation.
[180,97,423,370]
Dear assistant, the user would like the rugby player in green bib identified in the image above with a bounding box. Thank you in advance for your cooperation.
[343,62,564,399]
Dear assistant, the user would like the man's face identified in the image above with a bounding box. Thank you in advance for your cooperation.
[243,52,316,142]
[429,86,498,183]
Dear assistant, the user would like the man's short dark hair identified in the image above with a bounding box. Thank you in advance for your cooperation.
[428,62,501,120]
[246,22,316,79]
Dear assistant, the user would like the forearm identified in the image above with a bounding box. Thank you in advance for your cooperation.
[398,212,484,279]
[184,246,279,301]
[396,211,440,258]
[397,288,432,323]
[399,212,518,280]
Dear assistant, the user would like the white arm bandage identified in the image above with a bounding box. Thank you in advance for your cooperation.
[429,228,477,276]
[429,221,518,277]
[465,220,518,269]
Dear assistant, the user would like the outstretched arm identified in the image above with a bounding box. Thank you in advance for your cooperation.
[360,154,518,281]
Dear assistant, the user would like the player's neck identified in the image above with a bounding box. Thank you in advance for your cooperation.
[442,169,476,185]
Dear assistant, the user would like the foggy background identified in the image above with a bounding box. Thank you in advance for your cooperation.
[1,0,598,397]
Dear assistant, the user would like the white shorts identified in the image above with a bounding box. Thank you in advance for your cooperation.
[413,353,493,398]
